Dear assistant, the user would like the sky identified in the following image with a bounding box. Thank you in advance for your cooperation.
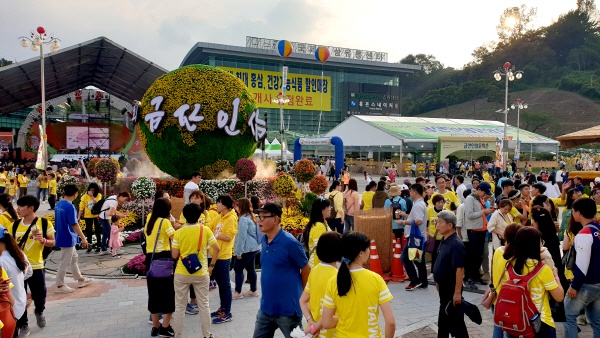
[0,0,578,71]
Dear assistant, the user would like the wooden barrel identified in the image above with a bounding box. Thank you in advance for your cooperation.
[354,208,393,273]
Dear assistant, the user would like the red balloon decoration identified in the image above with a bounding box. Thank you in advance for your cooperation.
[37,26,46,34]
[504,62,511,69]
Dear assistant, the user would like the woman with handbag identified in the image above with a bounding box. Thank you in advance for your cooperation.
[145,197,176,337]
[232,198,261,300]
[487,199,514,252]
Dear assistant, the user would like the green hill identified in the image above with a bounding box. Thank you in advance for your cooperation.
[420,88,600,139]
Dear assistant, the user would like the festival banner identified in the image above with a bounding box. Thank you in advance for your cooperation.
[495,137,504,168]
[219,67,331,111]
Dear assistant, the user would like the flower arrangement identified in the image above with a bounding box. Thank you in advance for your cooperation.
[199,159,234,180]
[235,158,257,182]
[292,159,317,183]
[199,179,237,201]
[87,158,101,176]
[121,199,154,224]
[138,64,258,179]
[95,158,119,184]
[125,158,141,173]
[131,177,156,200]
[126,253,147,275]
[57,174,81,196]
[110,158,121,171]
[273,174,296,198]
[309,175,328,195]
[153,179,185,198]
[280,208,309,234]
[124,230,143,243]
[119,212,138,230]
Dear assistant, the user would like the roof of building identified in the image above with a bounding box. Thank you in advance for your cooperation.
[556,124,600,148]
[325,115,558,147]
[0,37,168,114]
[180,42,420,74]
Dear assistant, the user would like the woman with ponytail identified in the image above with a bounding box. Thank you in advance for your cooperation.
[0,194,18,228]
[0,227,28,338]
[322,231,396,337]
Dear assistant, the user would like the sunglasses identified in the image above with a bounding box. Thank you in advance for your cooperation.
[257,215,276,221]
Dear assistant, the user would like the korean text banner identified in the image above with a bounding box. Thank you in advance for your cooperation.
[219,67,331,111]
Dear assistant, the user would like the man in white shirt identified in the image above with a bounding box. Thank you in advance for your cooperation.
[98,192,131,255]
[183,172,202,204]
[455,175,467,203]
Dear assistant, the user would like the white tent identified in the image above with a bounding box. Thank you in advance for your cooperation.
[253,138,292,159]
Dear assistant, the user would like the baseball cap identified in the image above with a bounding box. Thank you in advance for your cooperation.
[478,182,493,196]
[400,184,409,191]
[254,202,282,217]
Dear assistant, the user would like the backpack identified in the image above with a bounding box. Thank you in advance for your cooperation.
[389,196,406,220]
[494,262,544,338]
[91,197,115,216]
[12,218,53,259]
[402,195,413,214]
[328,192,338,220]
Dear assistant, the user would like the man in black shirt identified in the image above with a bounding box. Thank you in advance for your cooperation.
[433,210,468,338]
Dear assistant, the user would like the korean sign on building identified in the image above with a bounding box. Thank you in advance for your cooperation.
[343,83,400,115]
[220,67,331,111]
[246,36,388,62]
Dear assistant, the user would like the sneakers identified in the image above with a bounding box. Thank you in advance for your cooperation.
[151,327,159,337]
[86,248,92,254]
[112,255,120,259]
[210,308,223,318]
[232,291,243,299]
[209,281,217,289]
[100,250,110,255]
[212,312,233,324]
[94,248,101,253]
[18,325,30,337]
[242,290,260,297]
[77,277,93,288]
[55,285,75,294]
[35,313,46,328]
[405,282,421,291]
[577,314,588,325]
[186,303,199,315]
[158,325,174,337]
[463,279,479,291]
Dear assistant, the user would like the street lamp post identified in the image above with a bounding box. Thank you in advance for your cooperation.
[510,98,528,166]
[272,92,289,161]
[493,62,522,170]
[19,27,60,169]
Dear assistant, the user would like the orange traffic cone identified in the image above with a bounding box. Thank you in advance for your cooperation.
[390,238,409,282]
[368,239,385,278]
[391,234,396,254]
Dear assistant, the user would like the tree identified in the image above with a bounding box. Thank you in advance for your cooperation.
[520,112,554,133]
[545,10,600,64]
[496,5,537,44]
[469,42,496,66]
[0,58,12,67]
[399,53,443,74]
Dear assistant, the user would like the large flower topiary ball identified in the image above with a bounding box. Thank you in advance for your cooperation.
[138,64,261,179]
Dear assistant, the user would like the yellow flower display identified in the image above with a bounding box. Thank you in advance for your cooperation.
[273,174,296,198]
[138,64,259,179]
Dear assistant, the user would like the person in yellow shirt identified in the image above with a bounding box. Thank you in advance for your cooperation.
[0,266,15,337]
[47,173,57,211]
[145,197,176,337]
[17,171,29,198]
[0,168,7,194]
[7,179,17,201]
[172,203,219,338]
[303,198,332,268]
[78,183,102,254]
[210,195,238,324]
[429,176,460,211]
[360,181,377,211]
[10,195,55,336]
[300,232,341,338]
[322,231,395,338]
[427,194,445,275]
[36,171,49,203]
[0,194,18,229]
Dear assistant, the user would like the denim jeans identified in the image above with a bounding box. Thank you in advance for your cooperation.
[214,259,232,314]
[36,187,47,201]
[234,250,259,293]
[99,218,111,251]
[17,269,46,329]
[252,309,302,338]
[328,218,343,234]
[492,324,505,338]
[564,283,600,338]
[343,215,354,232]
[400,240,428,287]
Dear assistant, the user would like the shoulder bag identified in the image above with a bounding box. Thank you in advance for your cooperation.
[181,225,204,274]
[146,220,174,278]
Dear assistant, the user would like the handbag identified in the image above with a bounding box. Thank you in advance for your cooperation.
[181,226,204,274]
[481,261,508,309]
[562,245,576,271]
[425,235,436,254]
[407,221,425,262]
[146,220,174,278]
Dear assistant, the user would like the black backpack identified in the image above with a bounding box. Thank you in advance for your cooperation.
[91,197,115,216]
[389,196,406,220]
[12,218,53,259]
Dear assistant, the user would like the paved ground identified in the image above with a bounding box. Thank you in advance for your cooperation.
[16,178,595,337]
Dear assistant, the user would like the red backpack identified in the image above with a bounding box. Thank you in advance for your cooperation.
[494,262,544,338]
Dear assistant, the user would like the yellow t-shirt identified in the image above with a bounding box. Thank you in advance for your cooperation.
[595,205,600,220]
[0,211,17,229]
[509,206,522,220]
[0,266,13,331]
[304,263,337,338]
[49,180,57,195]
[17,174,28,188]
[426,206,443,239]
[308,222,331,268]
[429,190,460,211]
[39,177,48,189]
[172,224,217,276]
[323,269,393,338]
[7,184,16,196]
[0,173,7,187]
[79,193,103,218]
[361,191,375,211]
[7,218,55,270]
[213,209,238,260]
[144,218,176,253]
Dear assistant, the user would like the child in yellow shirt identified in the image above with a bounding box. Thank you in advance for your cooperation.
[47,173,57,211]
[7,179,17,200]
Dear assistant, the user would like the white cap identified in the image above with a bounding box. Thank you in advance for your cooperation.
[401,184,409,190]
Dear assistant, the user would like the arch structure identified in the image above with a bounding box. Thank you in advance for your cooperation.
[16,89,132,148]
[294,137,344,179]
